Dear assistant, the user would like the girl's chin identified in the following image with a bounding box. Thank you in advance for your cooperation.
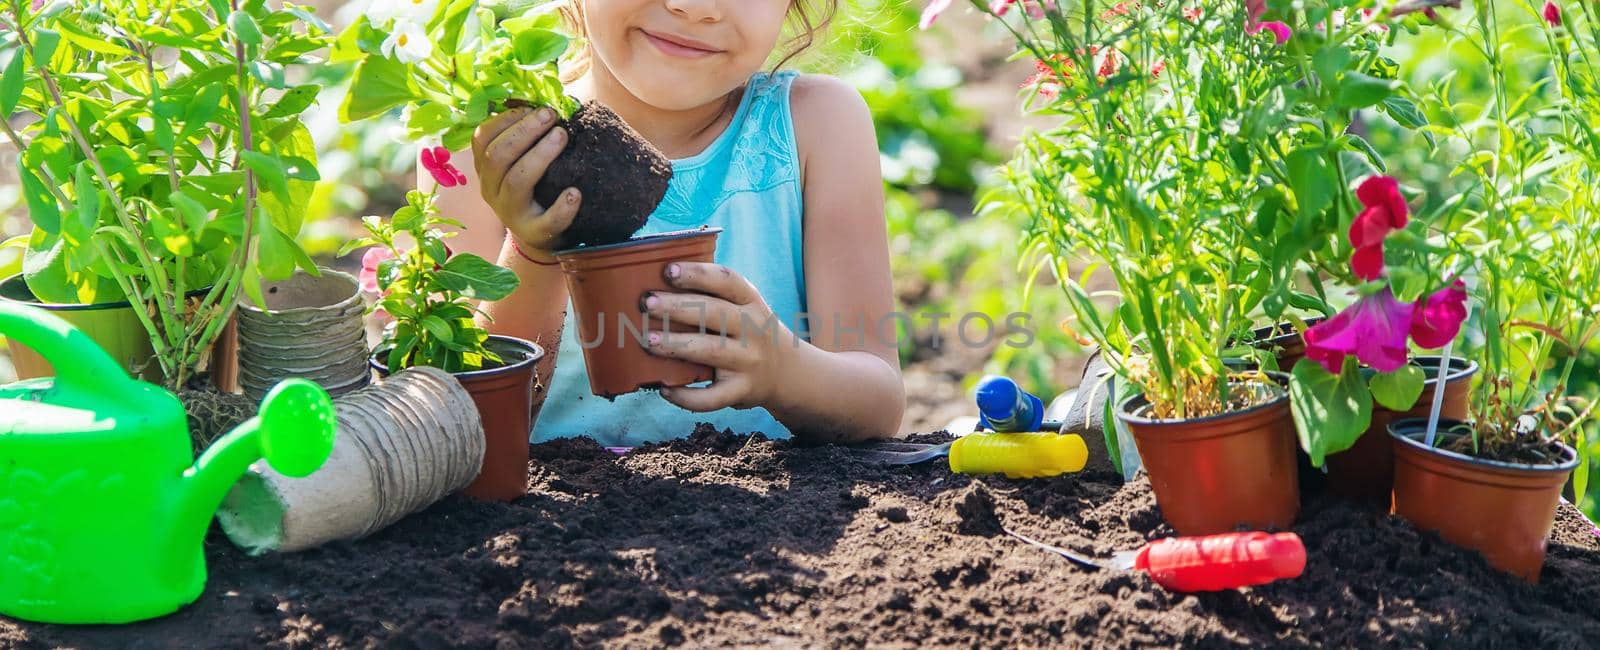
[616,70,745,111]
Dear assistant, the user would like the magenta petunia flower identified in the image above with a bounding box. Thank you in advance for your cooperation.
[1348,175,1410,280]
[1304,289,1416,374]
[1543,1,1562,27]
[1409,280,1468,349]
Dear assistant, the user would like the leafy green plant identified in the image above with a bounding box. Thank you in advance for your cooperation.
[345,189,519,373]
[0,0,330,388]
[1430,0,1599,457]
[965,0,1451,420]
[332,0,574,151]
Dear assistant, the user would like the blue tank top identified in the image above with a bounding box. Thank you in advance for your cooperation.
[531,71,806,446]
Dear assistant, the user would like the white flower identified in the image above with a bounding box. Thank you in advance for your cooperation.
[381,20,433,64]
[366,0,438,29]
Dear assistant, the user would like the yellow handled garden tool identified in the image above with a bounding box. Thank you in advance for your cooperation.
[855,432,1088,479]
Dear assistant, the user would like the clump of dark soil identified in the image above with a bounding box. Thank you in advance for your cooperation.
[7,427,1600,648]
[534,101,673,250]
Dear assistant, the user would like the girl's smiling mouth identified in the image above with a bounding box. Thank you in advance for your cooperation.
[639,29,724,59]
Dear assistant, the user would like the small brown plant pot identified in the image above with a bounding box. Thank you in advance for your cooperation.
[1117,381,1301,536]
[1249,317,1327,371]
[1324,357,1477,509]
[556,227,721,398]
[1389,418,1578,583]
[371,336,545,502]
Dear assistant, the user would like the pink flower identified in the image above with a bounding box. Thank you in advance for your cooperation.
[1409,280,1468,349]
[920,0,952,29]
[1543,1,1561,27]
[1304,289,1416,374]
[360,247,396,295]
[1348,175,1409,280]
[420,146,467,188]
[1244,0,1292,44]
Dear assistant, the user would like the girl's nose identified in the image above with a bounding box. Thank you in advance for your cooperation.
[663,0,721,22]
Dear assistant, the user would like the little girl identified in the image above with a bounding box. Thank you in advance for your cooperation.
[438,0,904,446]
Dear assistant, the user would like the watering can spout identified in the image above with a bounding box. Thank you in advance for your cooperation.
[171,380,337,553]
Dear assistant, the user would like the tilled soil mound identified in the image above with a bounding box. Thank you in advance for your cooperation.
[6,427,1600,648]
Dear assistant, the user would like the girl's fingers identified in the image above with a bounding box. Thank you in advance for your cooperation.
[642,291,749,339]
[481,109,557,193]
[643,330,752,369]
[665,262,762,306]
[525,188,581,241]
[660,376,748,413]
[472,107,533,177]
[499,126,568,209]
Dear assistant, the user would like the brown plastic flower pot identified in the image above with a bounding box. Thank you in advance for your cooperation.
[1325,356,1477,509]
[1249,317,1327,370]
[556,227,721,398]
[371,335,544,502]
[1117,381,1300,536]
[1389,418,1578,583]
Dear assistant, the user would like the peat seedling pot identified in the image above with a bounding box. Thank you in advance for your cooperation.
[557,227,722,398]
[0,303,335,624]
[1325,357,1477,509]
[1117,380,1300,536]
[1389,418,1579,583]
[237,269,369,401]
[0,273,212,383]
[371,335,544,502]
[219,367,483,553]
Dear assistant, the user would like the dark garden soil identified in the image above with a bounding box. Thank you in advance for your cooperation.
[6,427,1600,649]
[534,101,674,251]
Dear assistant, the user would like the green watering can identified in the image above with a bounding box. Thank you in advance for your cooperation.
[0,303,337,624]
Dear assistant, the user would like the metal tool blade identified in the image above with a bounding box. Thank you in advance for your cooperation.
[853,441,953,466]
[1002,527,1110,571]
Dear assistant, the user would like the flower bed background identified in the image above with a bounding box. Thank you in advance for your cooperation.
[0,0,1595,507]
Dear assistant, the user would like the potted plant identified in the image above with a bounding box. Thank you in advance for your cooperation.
[1385,0,1599,582]
[333,0,714,396]
[0,0,329,394]
[964,0,1339,535]
[355,189,540,502]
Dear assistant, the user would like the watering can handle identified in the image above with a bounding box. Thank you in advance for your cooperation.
[0,302,137,392]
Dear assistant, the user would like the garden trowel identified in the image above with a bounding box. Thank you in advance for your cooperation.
[1002,528,1307,592]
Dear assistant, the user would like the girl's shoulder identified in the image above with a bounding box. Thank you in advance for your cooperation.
[783,74,875,176]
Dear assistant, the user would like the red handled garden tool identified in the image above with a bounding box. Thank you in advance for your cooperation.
[1003,528,1307,592]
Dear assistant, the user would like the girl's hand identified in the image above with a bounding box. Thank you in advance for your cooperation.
[472,106,581,258]
[641,262,796,412]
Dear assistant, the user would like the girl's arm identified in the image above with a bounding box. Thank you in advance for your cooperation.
[776,75,905,440]
[434,107,580,382]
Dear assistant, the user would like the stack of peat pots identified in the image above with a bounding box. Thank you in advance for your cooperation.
[236,270,370,401]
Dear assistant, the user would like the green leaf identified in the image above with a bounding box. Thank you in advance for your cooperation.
[169,191,210,235]
[436,253,519,301]
[1336,72,1399,110]
[32,29,60,64]
[1370,365,1425,412]
[511,29,568,67]
[72,163,99,235]
[1289,358,1373,467]
[0,46,26,115]
[255,219,297,281]
[1286,148,1333,222]
[263,84,321,118]
[250,61,286,88]
[19,167,61,234]
[340,55,422,122]
[391,205,422,231]
[1382,96,1428,129]
[406,102,455,138]
[240,150,289,198]
[229,10,263,45]
[420,314,455,344]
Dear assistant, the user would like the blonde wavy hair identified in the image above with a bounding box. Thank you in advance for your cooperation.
[556,0,837,83]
